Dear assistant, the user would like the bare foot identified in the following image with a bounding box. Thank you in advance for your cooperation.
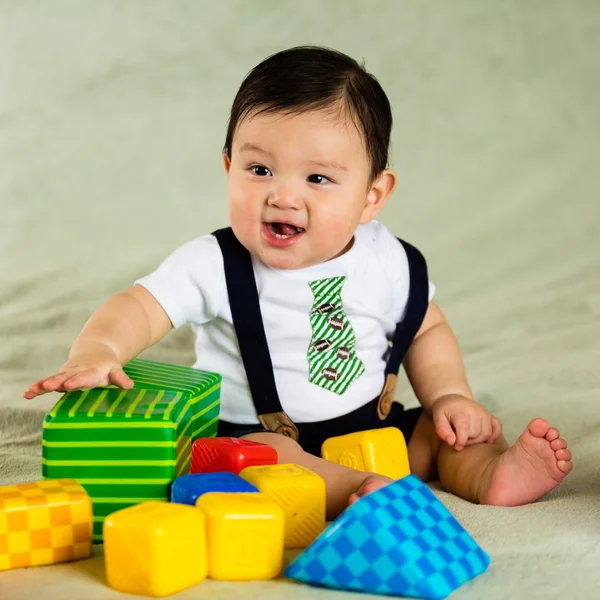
[348,473,393,506]
[479,418,572,506]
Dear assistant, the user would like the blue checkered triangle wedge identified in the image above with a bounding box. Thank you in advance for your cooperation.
[284,474,490,599]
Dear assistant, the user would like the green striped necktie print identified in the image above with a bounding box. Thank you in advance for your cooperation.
[307,276,364,394]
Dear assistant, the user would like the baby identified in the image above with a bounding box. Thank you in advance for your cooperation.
[25,46,572,520]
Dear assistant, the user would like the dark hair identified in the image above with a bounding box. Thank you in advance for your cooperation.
[223,46,393,182]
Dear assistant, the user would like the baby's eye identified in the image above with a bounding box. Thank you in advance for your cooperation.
[307,174,332,185]
[250,165,272,177]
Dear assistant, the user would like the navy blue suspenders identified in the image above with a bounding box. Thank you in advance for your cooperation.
[212,227,429,441]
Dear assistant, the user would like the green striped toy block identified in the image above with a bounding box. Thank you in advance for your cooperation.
[42,358,221,542]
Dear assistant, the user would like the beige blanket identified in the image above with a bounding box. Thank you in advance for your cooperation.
[2,1,599,599]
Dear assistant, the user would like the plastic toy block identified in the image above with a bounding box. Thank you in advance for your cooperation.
[104,500,207,597]
[284,474,490,599]
[191,437,278,475]
[322,427,410,480]
[239,464,325,549]
[42,358,221,542]
[195,492,284,580]
[171,473,258,505]
[0,479,92,571]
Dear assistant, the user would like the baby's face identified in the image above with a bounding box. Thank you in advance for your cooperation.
[225,108,381,270]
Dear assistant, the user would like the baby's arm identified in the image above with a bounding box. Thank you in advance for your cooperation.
[24,285,172,399]
[403,301,502,450]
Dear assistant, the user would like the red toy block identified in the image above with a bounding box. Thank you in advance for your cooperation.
[191,437,278,475]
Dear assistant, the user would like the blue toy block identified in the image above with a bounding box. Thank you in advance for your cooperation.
[284,474,490,599]
[170,472,258,506]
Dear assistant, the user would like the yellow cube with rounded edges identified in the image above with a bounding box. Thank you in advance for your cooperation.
[0,479,92,571]
[195,492,284,580]
[321,427,410,480]
[103,501,206,597]
[239,464,325,549]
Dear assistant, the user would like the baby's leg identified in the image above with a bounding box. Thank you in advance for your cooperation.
[241,432,391,520]
[243,412,573,511]
[408,413,573,505]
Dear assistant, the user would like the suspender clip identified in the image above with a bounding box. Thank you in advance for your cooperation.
[259,412,300,441]
[377,373,398,420]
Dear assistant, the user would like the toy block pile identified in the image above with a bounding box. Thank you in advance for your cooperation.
[1,357,491,598]
[41,358,221,541]
[0,437,327,595]
[100,431,326,596]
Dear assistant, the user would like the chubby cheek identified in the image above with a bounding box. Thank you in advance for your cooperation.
[228,181,260,239]
[310,208,356,256]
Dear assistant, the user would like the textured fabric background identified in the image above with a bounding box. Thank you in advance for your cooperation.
[1,1,599,598]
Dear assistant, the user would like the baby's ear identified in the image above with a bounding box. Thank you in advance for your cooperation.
[223,153,232,174]
[360,169,396,223]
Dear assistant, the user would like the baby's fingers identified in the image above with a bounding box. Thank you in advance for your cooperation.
[23,381,46,399]
[23,372,71,399]
[44,371,79,391]
[433,413,456,446]
[488,416,503,443]
[62,369,107,391]
[465,417,492,446]
[108,367,134,390]
[23,377,59,399]
[479,416,493,441]
[453,416,470,451]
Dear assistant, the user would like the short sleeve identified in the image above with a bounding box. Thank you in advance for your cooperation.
[427,280,436,302]
[371,222,435,324]
[135,235,225,329]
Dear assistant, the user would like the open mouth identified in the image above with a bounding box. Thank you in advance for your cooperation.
[266,222,305,238]
[262,222,305,248]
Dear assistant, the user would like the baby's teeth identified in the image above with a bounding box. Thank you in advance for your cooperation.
[271,226,304,239]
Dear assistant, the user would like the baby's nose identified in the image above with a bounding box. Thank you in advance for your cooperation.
[268,182,302,209]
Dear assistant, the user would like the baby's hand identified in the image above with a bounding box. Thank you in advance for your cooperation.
[23,347,133,399]
[432,394,502,451]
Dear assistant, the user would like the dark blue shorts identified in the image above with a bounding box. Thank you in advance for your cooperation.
[217,398,423,458]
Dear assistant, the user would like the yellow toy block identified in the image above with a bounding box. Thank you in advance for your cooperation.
[104,501,206,597]
[0,478,92,571]
[239,464,325,549]
[321,427,410,480]
[195,492,284,580]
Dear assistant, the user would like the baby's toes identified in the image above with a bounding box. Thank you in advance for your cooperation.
[555,445,573,475]
[545,427,560,442]
[348,493,360,506]
[557,459,573,474]
[550,437,568,451]
[348,480,386,507]
[361,479,388,496]
[352,475,391,502]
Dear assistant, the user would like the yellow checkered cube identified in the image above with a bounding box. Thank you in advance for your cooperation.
[195,492,284,580]
[0,478,92,571]
[239,464,325,549]
[321,427,410,480]
[104,501,207,597]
